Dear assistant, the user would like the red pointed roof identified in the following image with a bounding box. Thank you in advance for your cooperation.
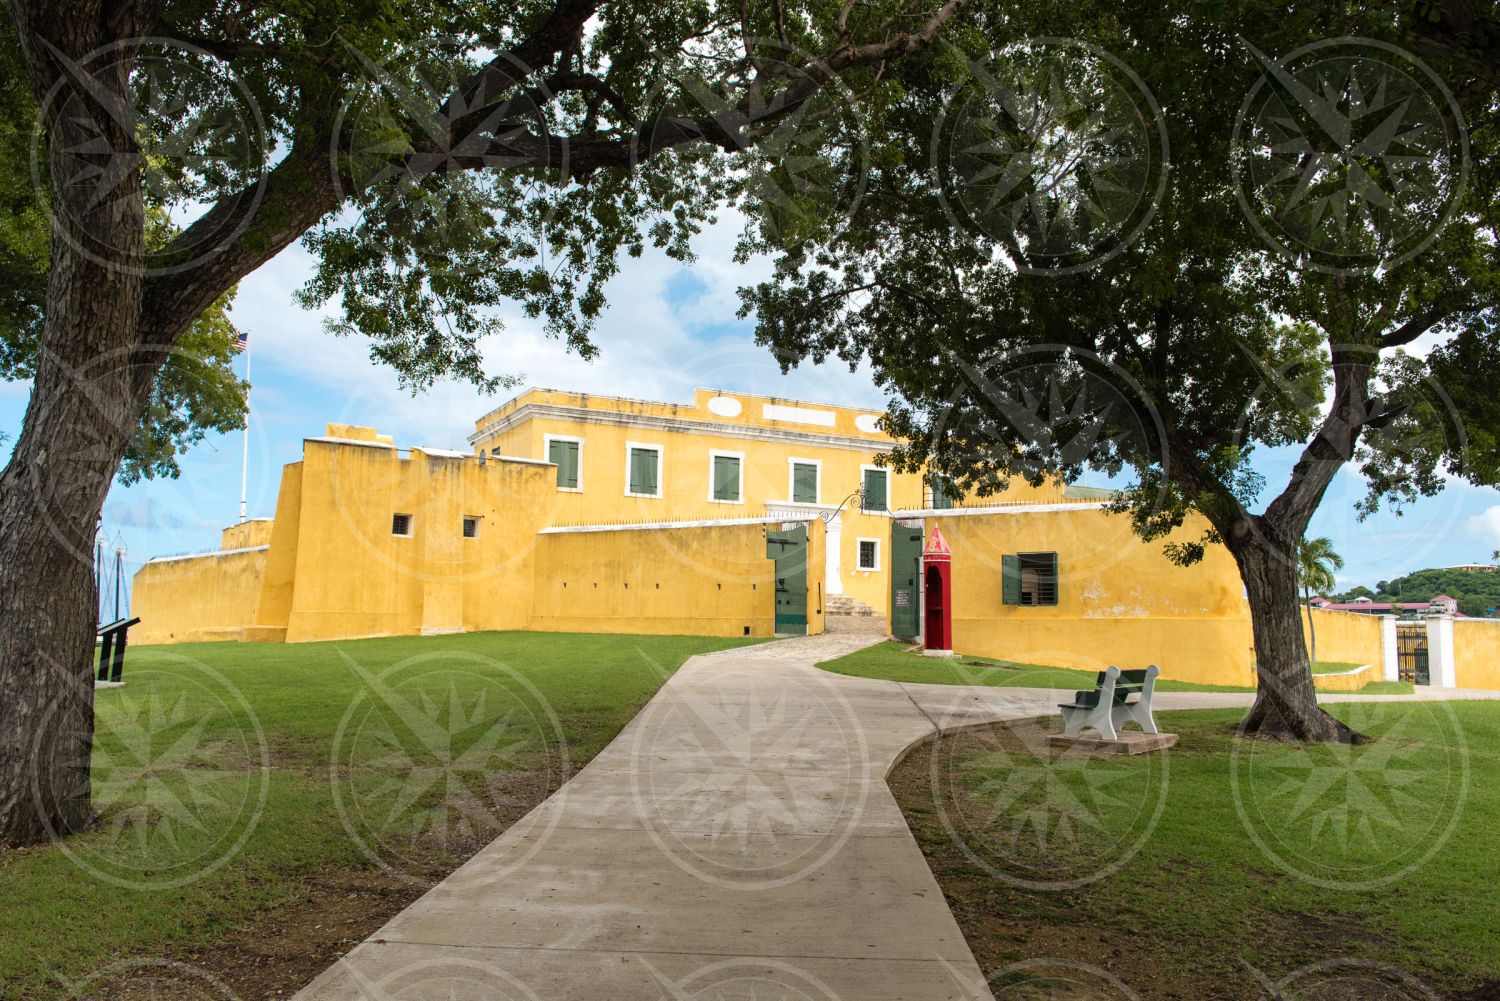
[923,525,952,556]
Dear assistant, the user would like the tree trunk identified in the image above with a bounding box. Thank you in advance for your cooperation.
[0,23,154,845]
[1304,582,1318,665]
[1231,533,1361,743]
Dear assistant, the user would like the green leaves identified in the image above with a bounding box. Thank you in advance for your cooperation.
[751,0,1499,553]
[0,34,246,483]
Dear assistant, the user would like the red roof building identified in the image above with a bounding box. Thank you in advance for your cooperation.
[1308,594,1460,616]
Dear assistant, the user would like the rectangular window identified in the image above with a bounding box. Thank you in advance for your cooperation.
[627,444,661,498]
[791,461,819,503]
[711,452,743,502]
[862,467,888,511]
[462,516,479,539]
[1002,552,1059,606]
[391,513,413,537]
[857,538,880,571]
[547,437,581,490]
[930,475,955,510]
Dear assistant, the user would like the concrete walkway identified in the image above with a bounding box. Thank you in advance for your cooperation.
[294,637,1495,1000]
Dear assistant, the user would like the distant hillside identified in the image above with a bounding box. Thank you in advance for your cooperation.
[1335,566,1500,618]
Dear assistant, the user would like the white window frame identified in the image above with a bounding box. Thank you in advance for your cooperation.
[707,449,746,504]
[860,463,890,511]
[856,536,881,572]
[543,433,584,492]
[624,441,664,499]
[462,515,481,539]
[786,456,822,504]
[392,512,414,538]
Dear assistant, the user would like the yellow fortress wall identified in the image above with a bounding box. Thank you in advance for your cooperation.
[1453,618,1500,690]
[133,547,269,644]
[936,505,1258,686]
[528,518,825,638]
[220,519,274,550]
[278,435,556,642]
[133,423,832,644]
[1301,607,1383,667]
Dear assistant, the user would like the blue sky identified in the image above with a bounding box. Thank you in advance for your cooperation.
[4,214,1498,598]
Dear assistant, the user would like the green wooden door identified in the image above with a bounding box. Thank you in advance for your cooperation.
[766,526,809,635]
[890,521,923,638]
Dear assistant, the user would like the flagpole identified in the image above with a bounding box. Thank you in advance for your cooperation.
[239,330,250,524]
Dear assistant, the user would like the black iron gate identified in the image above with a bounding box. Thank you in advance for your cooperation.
[1397,623,1429,685]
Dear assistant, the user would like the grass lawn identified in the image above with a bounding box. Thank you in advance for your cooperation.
[1312,660,1366,674]
[818,641,1413,694]
[0,631,756,1001]
[891,701,1497,998]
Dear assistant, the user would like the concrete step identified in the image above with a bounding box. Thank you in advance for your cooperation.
[825,594,879,617]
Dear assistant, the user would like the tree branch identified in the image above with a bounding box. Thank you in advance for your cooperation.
[1379,301,1462,348]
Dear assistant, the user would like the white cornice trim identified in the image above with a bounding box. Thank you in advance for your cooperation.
[146,545,269,564]
[470,402,890,453]
[305,435,395,450]
[540,515,817,535]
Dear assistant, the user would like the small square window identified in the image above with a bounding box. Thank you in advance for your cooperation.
[462,516,479,539]
[857,538,880,571]
[1003,552,1059,606]
[392,513,413,537]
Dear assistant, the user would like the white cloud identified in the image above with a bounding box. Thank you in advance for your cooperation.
[1467,504,1500,548]
[229,210,884,452]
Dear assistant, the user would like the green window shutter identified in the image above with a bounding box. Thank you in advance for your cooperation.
[931,475,953,510]
[549,439,579,489]
[713,455,740,501]
[1002,554,1021,605]
[792,463,817,503]
[863,469,888,511]
[629,448,658,495]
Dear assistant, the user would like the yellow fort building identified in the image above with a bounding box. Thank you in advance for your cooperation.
[133,385,1483,689]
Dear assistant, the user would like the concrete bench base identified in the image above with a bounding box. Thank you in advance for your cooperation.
[1049,730,1177,755]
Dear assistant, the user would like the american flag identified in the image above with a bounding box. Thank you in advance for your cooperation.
[232,328,249,353]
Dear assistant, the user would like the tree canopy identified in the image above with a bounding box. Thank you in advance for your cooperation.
[745,0,1500,738]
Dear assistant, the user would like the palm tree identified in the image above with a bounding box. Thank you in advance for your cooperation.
[1298,536,1345,666]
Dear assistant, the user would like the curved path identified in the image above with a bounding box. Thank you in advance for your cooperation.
[294,635,1495,1000]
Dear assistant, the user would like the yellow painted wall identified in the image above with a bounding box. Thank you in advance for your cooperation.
[220,519,274,550]
[246,462,304,643]
[1313,663,1380,692]
[133,548,268,644]
[1301,607,1382,667]
[280,439,554,642]
[135,426,830,645]
[940,508,1257,686]
[1453,618,1500,690]
[528,519,824,638]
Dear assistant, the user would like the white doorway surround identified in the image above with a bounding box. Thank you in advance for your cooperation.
[826,512,844,595]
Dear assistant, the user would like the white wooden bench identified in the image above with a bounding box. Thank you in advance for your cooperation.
[1058,665,1160,740]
